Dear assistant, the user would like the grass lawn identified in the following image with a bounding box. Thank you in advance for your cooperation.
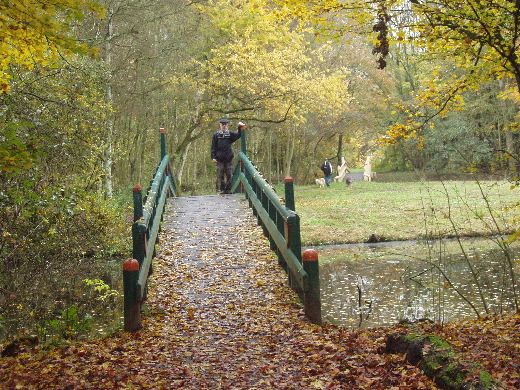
[276,175,519,246]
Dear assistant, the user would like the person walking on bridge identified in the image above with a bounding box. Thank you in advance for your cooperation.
[211,118,245,194]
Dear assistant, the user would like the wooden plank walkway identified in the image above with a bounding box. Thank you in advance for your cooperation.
[146,194,319,388]
[158,194,276,309]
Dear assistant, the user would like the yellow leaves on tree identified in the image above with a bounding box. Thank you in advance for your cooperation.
[385,72,470,145]
[0,0,104,93]
[192,0,351,123]
[273,0,373,36]
[385,0,520,144]
[273,0,520,145]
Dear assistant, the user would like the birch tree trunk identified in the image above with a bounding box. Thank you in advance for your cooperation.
[103,6,114,198]
[177,142,191,187]
[499,78,516,175]
[284,126,296,177]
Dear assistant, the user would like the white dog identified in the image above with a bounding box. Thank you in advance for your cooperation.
[315,178,325,188]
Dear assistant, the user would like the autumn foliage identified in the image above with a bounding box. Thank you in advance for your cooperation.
[0,0,104,93]
[275,0,520,147]
[1,196,519,389]
[1,1,519,387]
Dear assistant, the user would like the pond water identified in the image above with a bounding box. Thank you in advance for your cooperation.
[313,237,520,328]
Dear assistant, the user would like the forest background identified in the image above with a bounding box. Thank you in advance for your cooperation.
[1,0,519,342]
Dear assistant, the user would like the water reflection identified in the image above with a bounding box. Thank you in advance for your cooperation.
[315,238,520,328]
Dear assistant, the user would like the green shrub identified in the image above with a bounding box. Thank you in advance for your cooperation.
[0,185,129,343]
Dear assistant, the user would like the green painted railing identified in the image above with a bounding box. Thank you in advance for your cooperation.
[123,128,176,332]
[123,126,320,330]
[231,134,321,324]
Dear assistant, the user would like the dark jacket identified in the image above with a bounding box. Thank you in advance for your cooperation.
[211,129,242,162]
[321,160,332,175]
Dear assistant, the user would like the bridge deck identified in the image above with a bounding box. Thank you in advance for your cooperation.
[147,194,316,387]
[158,194,280,309]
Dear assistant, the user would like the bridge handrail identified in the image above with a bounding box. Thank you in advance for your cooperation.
[233,152,307,289]
[124,129,176,332]
[135,155,176,298]
[232,151,321,324]
[236,153,292,217]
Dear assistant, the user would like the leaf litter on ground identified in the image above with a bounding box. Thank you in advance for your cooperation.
[1,195,519,389]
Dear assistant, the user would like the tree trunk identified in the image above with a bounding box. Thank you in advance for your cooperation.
[499,78,516,176]
[177,142,190,188]
[103,6,114,198]
[277,135,281,181]
[268,130,272,183]
[284,127,296,177]
[337,132,343,166]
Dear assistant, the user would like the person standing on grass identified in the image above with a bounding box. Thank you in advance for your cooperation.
[321,158,333,187]
[211,118,245,194]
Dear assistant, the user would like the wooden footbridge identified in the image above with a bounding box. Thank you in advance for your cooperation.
[123,128,321,332]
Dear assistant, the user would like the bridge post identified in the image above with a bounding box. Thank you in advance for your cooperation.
[286,214,304,297]
[284,176,295,211]
[123,258,142,332]
[132,186,146,267]
[133,185,143,222]
[160,127,166,160]
[283,177,297,290]
[240,127,247,155]
[302,249,322,325]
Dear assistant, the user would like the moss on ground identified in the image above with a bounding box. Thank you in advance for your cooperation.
[386,332,501,390]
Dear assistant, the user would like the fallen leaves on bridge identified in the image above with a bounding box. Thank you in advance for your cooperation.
[1,196,519,389]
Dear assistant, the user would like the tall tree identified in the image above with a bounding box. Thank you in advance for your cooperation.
[385,0,520,145]
[273,0,520,148]
[78,0,200,192]
[0,0,103,93]
[163,0,352,185]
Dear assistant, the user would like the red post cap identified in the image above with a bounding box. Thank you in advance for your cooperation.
[285,176,293,183]
[133,185,142,192]
[159,127,165,133]
[123,258,140,271]
[302,249,319,262]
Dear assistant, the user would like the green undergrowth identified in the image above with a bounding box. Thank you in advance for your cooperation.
[1,191,131,345]
[393,332,499,390]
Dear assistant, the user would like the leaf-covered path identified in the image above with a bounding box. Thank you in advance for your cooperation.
[1,194,519,389]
